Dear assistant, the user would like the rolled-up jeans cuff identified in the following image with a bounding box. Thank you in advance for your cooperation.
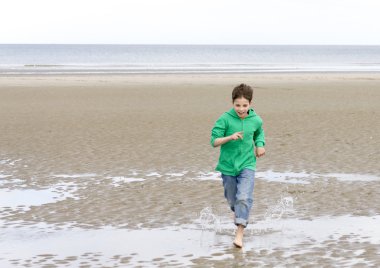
[235,217,248,227]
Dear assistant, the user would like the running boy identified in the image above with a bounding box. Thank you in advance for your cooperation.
[210,83,265,248]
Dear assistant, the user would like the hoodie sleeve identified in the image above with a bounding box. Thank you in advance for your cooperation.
[210,115,226,147]
[253,122,265,147]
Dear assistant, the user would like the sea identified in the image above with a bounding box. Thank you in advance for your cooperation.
[1,44,380,74]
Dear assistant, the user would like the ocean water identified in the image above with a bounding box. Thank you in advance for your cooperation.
[1,44,380,74]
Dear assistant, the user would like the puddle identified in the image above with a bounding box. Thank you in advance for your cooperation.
[0,222,230,267]
[250,215,380,249]
[0,214,379,267]
[0,182,78,212]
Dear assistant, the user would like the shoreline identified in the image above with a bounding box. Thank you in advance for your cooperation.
[2,70,380,77]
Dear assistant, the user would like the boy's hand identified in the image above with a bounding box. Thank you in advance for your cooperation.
[255,147,265,158]
[230,131,243,140]
[213,132,243,147]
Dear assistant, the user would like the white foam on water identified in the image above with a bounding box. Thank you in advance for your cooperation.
[196,172,221,181]
[52,173,97,179]
[256,170,319,184]
[106,176,145,187]
[0,159,22,168]
[0,159,22,166]
[146,172,162,177]
[194,170,380,184]
[195,170,317,183]
[0,178,24,187]
[0,173,25,186]
[325,173,380,182]
[165,172,187,177]
[130,170,139,176]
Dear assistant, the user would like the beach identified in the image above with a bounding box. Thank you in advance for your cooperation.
[1,73,380,267]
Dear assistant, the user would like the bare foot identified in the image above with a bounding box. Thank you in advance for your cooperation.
[233,225,244,248]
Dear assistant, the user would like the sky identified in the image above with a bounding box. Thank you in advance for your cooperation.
[1,0,380,45]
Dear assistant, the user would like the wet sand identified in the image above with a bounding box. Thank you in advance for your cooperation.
[1,73,380,267]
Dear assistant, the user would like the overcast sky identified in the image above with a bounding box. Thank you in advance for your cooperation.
[1,0,380,45]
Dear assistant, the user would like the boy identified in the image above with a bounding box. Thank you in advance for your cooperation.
[210,83,265,248]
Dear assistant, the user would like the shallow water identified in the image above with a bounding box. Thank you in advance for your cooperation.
[1,157,380,267]
[1,214,379,267]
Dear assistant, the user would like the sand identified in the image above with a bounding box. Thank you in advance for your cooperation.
[0,73,379,267]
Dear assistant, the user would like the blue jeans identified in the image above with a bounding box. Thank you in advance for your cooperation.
[221,169,255,227]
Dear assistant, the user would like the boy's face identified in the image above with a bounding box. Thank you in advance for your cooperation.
[233,97,251,119]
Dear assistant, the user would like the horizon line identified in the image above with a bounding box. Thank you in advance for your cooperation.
[1,43,380,46]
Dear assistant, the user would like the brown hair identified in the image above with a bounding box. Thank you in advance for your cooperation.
[232,83,253,102]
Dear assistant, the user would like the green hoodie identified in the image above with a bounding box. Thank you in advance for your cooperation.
[210,108,265,176]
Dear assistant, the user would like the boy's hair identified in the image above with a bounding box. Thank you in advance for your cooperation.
[232,83,253,102]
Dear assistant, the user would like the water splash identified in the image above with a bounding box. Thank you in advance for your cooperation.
[198,207,222,233]
[198,197,295,236]
[249,196,295,235]
[264,196,294,220]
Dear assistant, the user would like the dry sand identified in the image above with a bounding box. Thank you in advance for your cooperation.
[1,73,379,176]
[0,73,379,267]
